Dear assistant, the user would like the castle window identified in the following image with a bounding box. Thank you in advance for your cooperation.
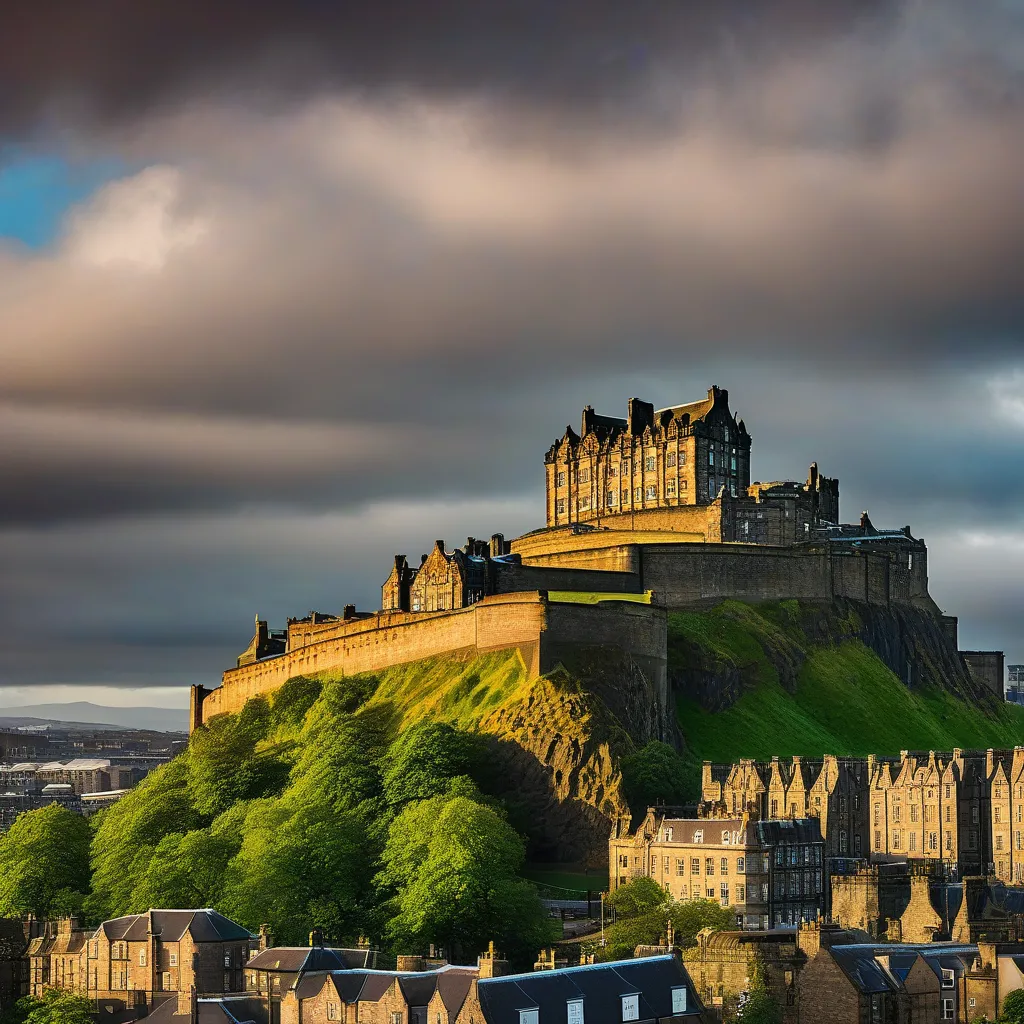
[736,884,745,902]
[676,858,684,876]
[328,1005,339,1021]
[645,484,657,500]
[557,471,566,487]
[580,468,590,483]
[607,490,617,505]
[721,857,728,875]
[667,480,676,497]
[666,453,676,468]
[706,858,714,875]
[556,499,565,515]
[720,884,729,906]
[691,858,700,874]
[736,856,745,873]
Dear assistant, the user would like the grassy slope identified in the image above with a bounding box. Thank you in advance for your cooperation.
[673,601,1024,762]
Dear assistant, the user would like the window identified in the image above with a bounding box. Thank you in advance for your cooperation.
[567,999,584,1024]
[942,998,954,1020]
[929,832,938,851]
[707,888,715,899]
[721,857,728,875]
[706,858,715,875]
[622,489,629,505]
[892,830,900,848]
[839,830,848,854]
[679,452,686,466]
[693,829,703,843]
[691,858,700,874]
[680,479,687,490]
[621,995,639,1023]
[874,831,881,851]
[854,834,862,855]
[162,973,172,991]
[736,884,745,902]
[645,456,655,472]
[731,456,737,472]
[945,785,951,799]
[970,830,978,850]
[666,453,676,468]
[910,833,917,852]
[771,799,779,817]
[556,498,565,515]
[608,466,617,478]
[945,806,951,823]
[391,1014,403,1024]
[224,953,233,968]
[911,805,919,823]
[996,806,1002,823]
[676,858,685,876]
[709,450,715,466]
[328,1005,339,1021]
[557,471,566,487]
[580,468,590,483]
[520,1011,539,1024]
[607,489,617,505]
[997,834,1004,851]
[580,496,590,510]
[874,805,880,826]
[634,487,642,502]
[645,484,657,500]
[139,950,147,967]
[666,480,676,497]
[671,989,687,1015]
[973,806,980,825]
[720,884,729,906]
[737,856,745,874]
[941,969,954,989]
[89,942,98,959]
[709,480,716,499]
[945,831,952,851]
[761,883,769,902]
[169,953,178,967]
[893,805,901,823]
[664,856,670,873]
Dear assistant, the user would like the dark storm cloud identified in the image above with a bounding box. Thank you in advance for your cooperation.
[0,1,895,135]
[1,0,1023,696]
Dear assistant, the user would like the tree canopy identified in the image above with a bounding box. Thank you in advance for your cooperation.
[0,804,91,917]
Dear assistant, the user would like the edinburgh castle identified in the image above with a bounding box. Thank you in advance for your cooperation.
[190,386,1000,730]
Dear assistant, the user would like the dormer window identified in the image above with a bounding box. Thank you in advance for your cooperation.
[520,1010,539,1024]
[672,988,688,1014]
[941,968,954,989]
[567,999,583,1024]
[621,995,639,1023]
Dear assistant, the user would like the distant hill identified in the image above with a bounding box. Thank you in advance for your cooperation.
[0,701,188,733]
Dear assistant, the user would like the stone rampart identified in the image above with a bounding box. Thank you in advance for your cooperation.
[194,592,667,729]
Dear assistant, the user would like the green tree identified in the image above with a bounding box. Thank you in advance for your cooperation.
[0,805,90,917]
[221,800,375,945]
[9,990,93,1024]
[620,742,695,815]
[1002,988,1024,1024]
[377,793,547,964]
[88,755,204,919]
[737,954,781,1024]
[599,878,732,961]
[188,697,288,817]
[130,829,240,910]
[382,723,484,807]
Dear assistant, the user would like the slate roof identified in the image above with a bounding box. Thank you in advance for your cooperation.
[476,955,701,1023]
[829,944,977,995]
[146,996,263,1024]
[98,910,252,944]
[755,819,823,845]
[246,947,348,973]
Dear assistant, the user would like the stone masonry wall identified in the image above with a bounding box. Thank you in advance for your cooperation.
[195,594,667,729]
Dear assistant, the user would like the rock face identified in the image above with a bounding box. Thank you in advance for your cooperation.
[480,673,632,867]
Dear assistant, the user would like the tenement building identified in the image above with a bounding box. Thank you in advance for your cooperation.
[609,809,825,929]
[702,748,1024,885]
[26,910,256,1015]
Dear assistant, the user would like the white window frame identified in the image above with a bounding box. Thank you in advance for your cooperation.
[941,968,954,989]
[567,998,584,1024]
[520,1010,539,1024]
[621,995,640,1023]
[942,997,954,1020]
[671,988,687,1015]
[169,952,178,967]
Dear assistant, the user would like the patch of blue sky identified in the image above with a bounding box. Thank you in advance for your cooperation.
[0,149,128,248]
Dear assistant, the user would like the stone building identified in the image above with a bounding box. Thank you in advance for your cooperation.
[27,909,256,1016]
[543,387,838,538]
[702,749,1012,880]
[609,809,825,930]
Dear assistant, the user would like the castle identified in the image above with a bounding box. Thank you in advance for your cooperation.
[190,387,990,730]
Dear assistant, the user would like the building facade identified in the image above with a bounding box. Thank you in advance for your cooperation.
[609,809,825,930]
[27,910,255,1014]
[543,387,839,537]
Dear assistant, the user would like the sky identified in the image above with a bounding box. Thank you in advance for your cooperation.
[0,0,1022,710]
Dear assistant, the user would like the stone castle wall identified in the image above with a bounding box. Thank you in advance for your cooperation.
[511,535,932,611]
[194,592,667,729]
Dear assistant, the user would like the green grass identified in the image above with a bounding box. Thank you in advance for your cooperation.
[672,603,1024,763]
[547,591,652,605]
